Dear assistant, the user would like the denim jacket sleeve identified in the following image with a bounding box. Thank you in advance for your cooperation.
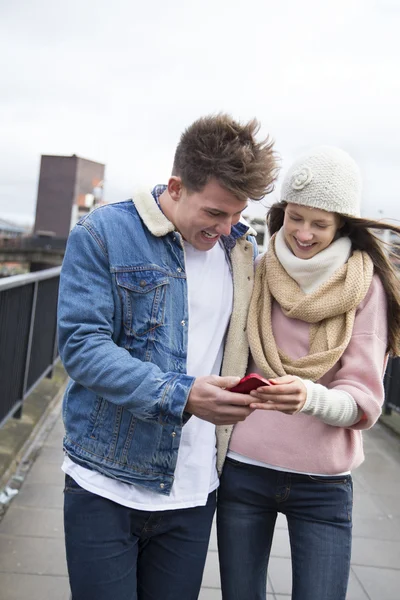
[250,235,259,260]
[57,221,195,426]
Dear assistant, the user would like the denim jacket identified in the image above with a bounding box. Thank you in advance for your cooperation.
[58,188,257,495]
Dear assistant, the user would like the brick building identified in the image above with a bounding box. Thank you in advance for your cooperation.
[33,154,106,239]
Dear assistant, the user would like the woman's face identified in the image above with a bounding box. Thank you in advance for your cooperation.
[283,203,342,259]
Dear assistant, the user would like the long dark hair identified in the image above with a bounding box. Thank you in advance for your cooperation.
[267,201,400,356]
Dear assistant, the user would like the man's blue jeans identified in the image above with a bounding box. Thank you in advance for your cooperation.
[217,458,353,600]
[64,474,216,600]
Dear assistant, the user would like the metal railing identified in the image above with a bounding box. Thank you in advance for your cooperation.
[0,235,67,251]
[0,267,61,428]
[383,356,400,414]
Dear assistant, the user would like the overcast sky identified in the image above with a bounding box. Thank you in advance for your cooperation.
[1,0,399,226]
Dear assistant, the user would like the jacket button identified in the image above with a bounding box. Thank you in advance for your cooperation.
[181,320,186,326]
[171,431,176,437]
[177,267,182,272]
[139,280,147,287]
[160,483,165,489]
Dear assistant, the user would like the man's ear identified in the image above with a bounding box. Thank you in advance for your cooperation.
[167,176,183,201]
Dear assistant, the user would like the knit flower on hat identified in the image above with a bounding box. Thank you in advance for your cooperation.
[291,166,313,190]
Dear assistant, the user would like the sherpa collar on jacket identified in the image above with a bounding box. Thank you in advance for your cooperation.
[131,186,256,242]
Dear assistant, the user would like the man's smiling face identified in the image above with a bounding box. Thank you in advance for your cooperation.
[171,178,248,250]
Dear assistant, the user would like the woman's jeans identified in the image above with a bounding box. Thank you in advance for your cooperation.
[217,458,353,600]
[64,474,216,600]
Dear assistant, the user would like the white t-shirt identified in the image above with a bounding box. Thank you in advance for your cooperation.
[62,239,233,510]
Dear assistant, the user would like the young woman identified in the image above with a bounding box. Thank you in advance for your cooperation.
[217,146,400,600]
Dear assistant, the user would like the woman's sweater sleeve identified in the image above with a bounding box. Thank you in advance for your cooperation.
[299,274,388,429]
[300,381,361,426]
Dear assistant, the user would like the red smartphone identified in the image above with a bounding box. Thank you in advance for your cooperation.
[228,373,271,394]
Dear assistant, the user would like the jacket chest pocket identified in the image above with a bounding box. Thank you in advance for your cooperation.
[116,269,169,337]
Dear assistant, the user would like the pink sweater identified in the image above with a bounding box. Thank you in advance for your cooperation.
[229,274,388,474]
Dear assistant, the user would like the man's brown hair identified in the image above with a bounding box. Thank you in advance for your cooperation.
[172,113,279,201]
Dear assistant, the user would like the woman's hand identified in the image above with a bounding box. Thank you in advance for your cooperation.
[249,375,307,415]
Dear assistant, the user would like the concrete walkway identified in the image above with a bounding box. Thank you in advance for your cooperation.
[0,398,400,599]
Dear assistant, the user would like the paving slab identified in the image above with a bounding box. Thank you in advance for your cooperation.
[198,588,222,600]
[352,490,386,518]
[270,528,291,558]
[37,444,65,464]
[355,473,400,496]
[44,427,65,448]
[23,460,65,487]
[352,566,400,600]
[353,514,400,541]
[351,537,400,569]
[0,505,64,538]
[268,556,292,595]
[0,533,68,576]
[208,520,218,551]
[0,573,70,600]
[346,570,370,600]
[371,492,400,516]
[202,550,220,589]
[12,482,63,509]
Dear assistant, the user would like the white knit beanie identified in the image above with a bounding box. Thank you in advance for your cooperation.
[280,146,362,217]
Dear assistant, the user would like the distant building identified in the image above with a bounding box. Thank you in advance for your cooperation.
[0,219,29,276]
[243,215,267,250]
[0,218,27,239]
[33,154,106,239]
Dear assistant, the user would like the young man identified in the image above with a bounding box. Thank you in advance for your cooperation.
[58,114,278,600]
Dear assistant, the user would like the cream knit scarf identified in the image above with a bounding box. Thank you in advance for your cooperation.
[247,229,374,381]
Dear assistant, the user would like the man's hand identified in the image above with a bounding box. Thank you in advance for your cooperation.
[248,375,307,415]
[185,375,255,425]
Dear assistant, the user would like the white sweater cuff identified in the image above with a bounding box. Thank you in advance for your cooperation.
[300,380,361,427]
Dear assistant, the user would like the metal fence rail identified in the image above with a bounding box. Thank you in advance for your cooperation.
[383,356,400,414]
[0,235,67,251]
[0,267,61,428]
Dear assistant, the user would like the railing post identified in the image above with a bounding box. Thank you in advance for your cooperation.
[15,280,39,418]
[46,313,59,379]
[383,356,393,416]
